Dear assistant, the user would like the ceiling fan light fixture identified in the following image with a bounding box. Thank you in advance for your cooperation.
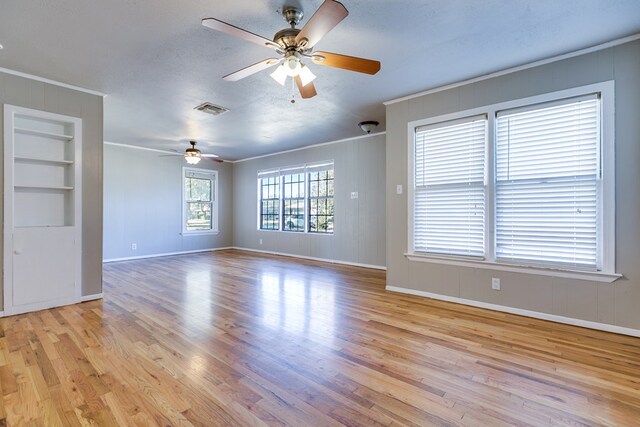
[185,140,202,164]
[270,64,288,85]
[298,64,316,87]
[284,56,301,77]
[185,154,201,165]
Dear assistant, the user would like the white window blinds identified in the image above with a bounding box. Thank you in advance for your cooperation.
[413,117,487,257]
[495,95,601,269]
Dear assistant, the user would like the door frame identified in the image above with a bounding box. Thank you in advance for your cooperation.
[3,104,83,316]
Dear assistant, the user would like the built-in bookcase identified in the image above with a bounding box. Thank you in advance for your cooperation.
[3,105,82,315]
[13,115,76,227]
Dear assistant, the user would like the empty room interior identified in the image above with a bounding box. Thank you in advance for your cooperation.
[1,0,640,425]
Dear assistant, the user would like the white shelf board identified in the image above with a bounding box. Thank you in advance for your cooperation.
[15,184,73,190]
[14,155,73,165]
[14,127,73,141]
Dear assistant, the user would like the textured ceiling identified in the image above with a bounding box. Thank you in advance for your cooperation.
[1,1,639,160]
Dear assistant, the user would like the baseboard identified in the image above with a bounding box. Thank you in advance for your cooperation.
[233,247,386,270]
[2,296,81,317]
[386,286,640,338]
[103,247,234,263]
[81,293,104,302]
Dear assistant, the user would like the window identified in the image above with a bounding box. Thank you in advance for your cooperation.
[308,167,334,233]
[282,172,306,232]
[413,117,486,257]
[259,173,280,230]
[183,168,217,233]
[409,82,615,276]
[258,162,334,234]
[496,96,600,269]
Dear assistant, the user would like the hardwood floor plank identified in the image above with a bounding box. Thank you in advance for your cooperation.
[0,249,639,425]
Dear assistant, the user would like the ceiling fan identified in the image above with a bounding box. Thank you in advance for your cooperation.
[202,0,381,99]
[163,140,223,164]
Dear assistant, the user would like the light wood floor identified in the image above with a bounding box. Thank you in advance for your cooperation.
[1,250,639,426]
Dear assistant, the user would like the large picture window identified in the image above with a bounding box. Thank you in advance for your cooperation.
[258,162,334,234]
[409,82,615,276]
[183,168,217,233]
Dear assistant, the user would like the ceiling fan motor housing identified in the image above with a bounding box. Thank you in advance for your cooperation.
[273,27,301,50]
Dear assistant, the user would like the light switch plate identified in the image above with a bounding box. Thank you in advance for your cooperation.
[396,185,403,194]
[351,192,359,199]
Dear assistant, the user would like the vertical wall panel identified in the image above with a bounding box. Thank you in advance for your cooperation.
[102,144,233,260]
[0,70,104,305]
[385,40,640,330]
[232,134,386,268]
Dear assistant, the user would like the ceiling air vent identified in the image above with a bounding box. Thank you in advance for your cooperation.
[194,102,229,116]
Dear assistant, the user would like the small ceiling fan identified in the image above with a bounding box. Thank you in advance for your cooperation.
[163,140,222,164]
[202,0,380,99]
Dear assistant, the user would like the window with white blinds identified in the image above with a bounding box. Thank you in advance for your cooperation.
[413,117,487,257]
[408,82,615,278]
[495,95,601,269]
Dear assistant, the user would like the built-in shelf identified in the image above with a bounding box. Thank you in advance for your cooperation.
[15,184,74,191]
[14,155,74,165]
[14,127,74,141]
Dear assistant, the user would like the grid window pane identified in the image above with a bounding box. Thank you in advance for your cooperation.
[185,178,211,202]
[186,202,212,230]
[282,173,305,232]
[308,168,334,234]
[260,176,280,230]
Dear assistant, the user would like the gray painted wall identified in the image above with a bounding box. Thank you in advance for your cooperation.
[386,40,640,330]
[233,134,386,268]
[0,71,104,304]
[103,144,233,260]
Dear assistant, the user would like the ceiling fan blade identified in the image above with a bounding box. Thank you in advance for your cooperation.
[159,153,183,157]
[312,51,380,75]
[295,75,317,99]
[223,58,282,82]
[201,154,220,158]
[295,0,348,49]
[202,18,280,50]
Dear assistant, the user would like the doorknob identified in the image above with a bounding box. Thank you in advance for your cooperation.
[14,250,21,255]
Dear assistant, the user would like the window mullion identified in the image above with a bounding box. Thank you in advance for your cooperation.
[486,109,496,262]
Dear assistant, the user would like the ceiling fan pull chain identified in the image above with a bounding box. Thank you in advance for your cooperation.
[290,77,296,104]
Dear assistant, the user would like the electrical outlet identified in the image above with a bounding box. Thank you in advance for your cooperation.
[492,277,501,290]
[350,191,359,199]
[259,239,263,245]
[131,243,137,250]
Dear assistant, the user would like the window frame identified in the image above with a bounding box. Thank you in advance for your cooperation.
[257,161,334,235]
[406,81,618,282]
[307,167,335,234]
[258,174,280,231]
[182,167,218,235]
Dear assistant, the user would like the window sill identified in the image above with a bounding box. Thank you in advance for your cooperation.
[182,230,219,236]
[257,229,334,236]
[404,253,621,283]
